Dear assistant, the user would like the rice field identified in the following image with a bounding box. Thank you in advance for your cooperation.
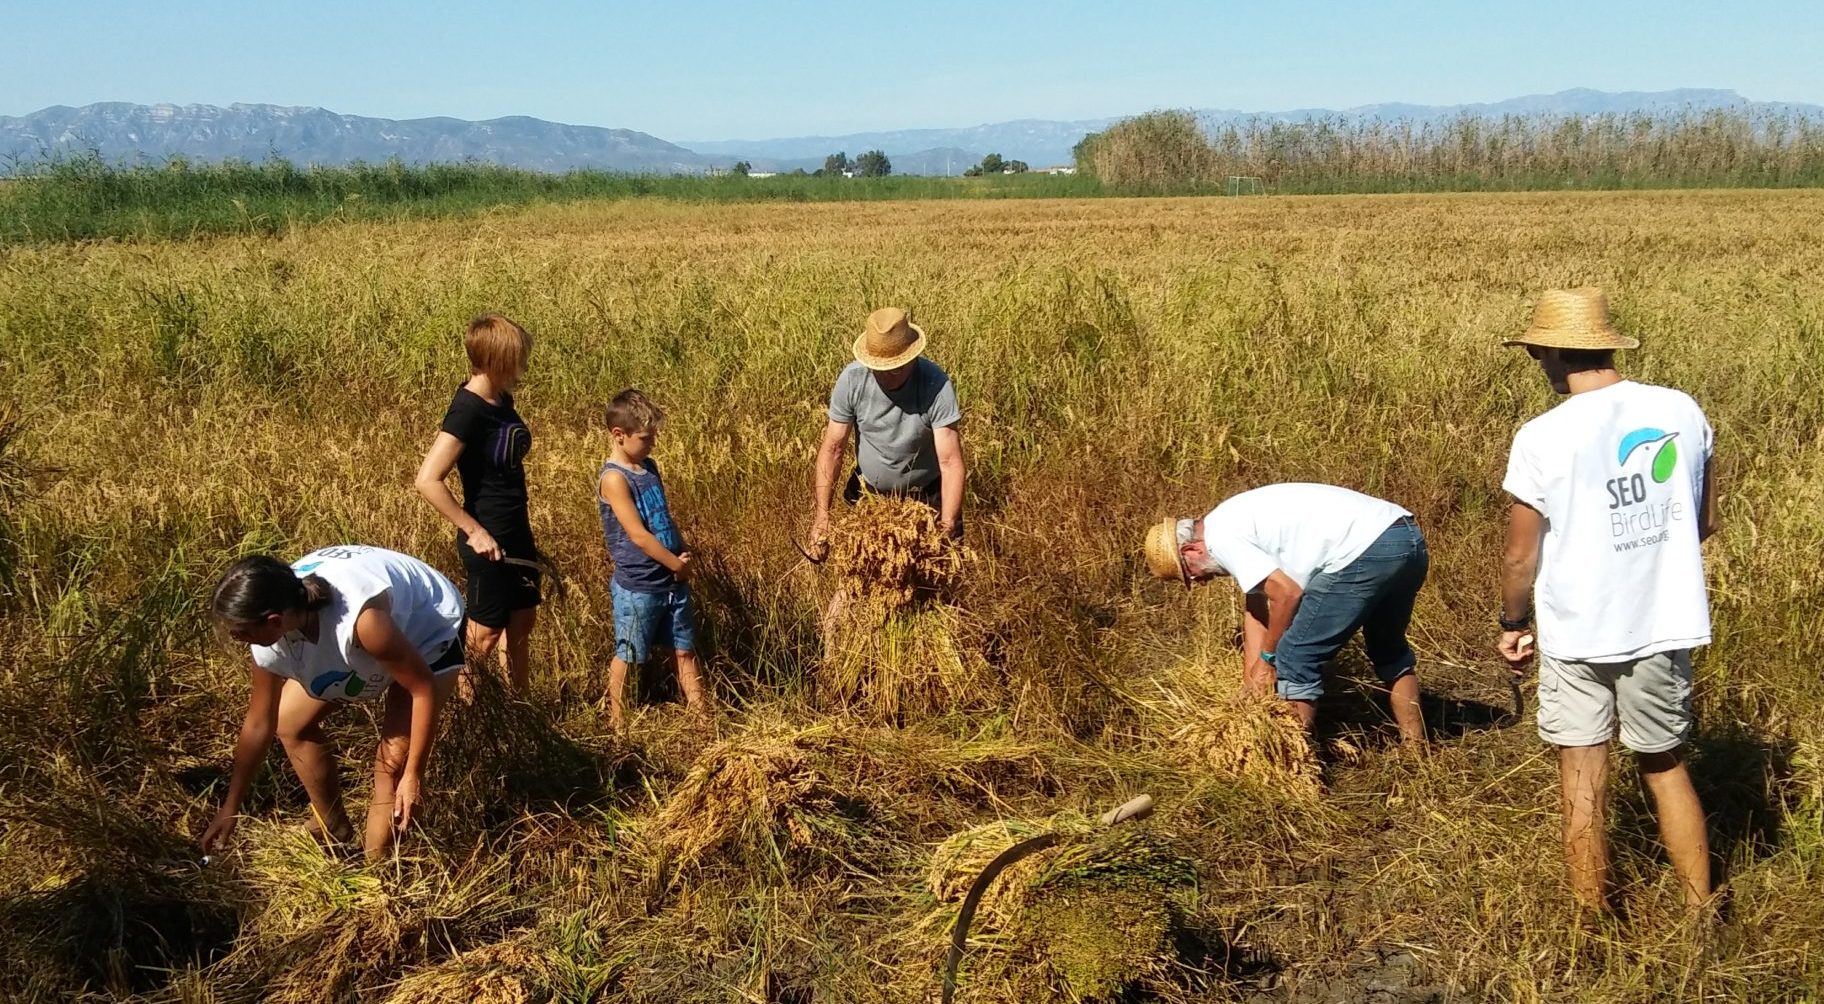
[1,189,1822,1002]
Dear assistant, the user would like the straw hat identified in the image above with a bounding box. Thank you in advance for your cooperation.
[1504,287,1639,350]
[853,306,928,371]
[1143,518,1192,588]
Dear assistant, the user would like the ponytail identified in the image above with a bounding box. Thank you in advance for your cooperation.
[211,554,335,626]
[299,574,332,611]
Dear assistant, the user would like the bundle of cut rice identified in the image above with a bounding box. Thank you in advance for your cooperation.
[1144,657,1324,799]
[820,601,997,722]
[644,723,866,884]
[817,495,994,721]
[382,939,560,1004]
[826,493,965,617]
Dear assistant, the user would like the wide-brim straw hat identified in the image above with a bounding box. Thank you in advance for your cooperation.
[1503,287,1639,350]
[853,306,928,371]
[1143,518,1192,589]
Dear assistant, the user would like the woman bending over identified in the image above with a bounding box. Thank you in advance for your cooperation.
[201,545,465,860]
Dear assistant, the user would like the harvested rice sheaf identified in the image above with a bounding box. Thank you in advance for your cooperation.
[1173,693,1324,797]
[1147,659,1324,798]
[644,724,869,883]
[827,493,965,615]
[926,815,1198,1001]
[821,601,998,721]
[820,495,996,719]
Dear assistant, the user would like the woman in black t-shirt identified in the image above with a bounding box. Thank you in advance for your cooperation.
[414,313,540,692]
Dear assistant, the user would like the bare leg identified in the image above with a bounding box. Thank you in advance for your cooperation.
[504,607,538,691]
[275,680,354,843]
[607,656,631,732]
[675,650,708,712]
[366,733,409,861]
[462,619,505,701]
[1284,698,1317,730]
[1639,747,1712,909]
[1560,743,1612,912]
[365,671,457,860]
[1389,674,1426,747]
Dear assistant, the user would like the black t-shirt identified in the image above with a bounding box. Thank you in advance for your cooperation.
[439,387,532,534]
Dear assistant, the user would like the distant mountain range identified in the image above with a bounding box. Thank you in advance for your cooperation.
[0,102,710,174]
[4,89,1819,178]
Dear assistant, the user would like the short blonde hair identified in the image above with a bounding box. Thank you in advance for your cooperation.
[464,313,532,379]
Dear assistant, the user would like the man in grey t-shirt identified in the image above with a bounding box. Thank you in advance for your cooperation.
[809,306,965,556]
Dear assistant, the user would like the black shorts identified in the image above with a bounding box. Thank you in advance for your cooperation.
[456,525,542,629]
[427,629,468,675]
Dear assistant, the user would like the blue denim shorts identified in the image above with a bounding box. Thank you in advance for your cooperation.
[611,581,696,665]
[1275,517,1428,702]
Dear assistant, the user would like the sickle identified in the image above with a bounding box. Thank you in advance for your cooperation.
[791,537,827,566]
[500,554,567,600]
[941,795,1154,1004]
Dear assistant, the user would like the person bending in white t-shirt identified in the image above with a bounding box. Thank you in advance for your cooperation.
[1496,287,1718,915]
[1144,483,1429,746]
[200,546,467,861]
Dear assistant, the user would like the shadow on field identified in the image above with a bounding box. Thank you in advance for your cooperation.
[1687,725,1795,869]
[437,668,642,831]
[1597,719,1792,915]
[0,871,241,994]
[1316,652,1521,750]
[1172,920,1286,997]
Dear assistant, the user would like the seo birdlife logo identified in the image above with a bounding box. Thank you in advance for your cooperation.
[1608,428,1685,543]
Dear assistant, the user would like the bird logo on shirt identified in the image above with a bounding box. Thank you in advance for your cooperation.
[309,669,363,698]
[1617,428,1679,484]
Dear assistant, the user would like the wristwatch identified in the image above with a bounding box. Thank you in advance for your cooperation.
[1498,610,1532,632]
[1259,651,1277,666]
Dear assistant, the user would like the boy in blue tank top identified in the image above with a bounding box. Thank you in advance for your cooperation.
[597,389,709,731]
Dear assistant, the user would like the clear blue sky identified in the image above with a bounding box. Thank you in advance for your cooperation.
[9,1,1821,140]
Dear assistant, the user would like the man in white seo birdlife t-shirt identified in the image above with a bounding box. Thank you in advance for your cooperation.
[1496,287,1719,915]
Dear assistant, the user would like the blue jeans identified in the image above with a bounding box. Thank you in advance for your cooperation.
[611,581,697,665]
[1275,518,1428,702]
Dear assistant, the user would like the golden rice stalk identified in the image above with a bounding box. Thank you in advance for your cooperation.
[382,939,559,1004]
[1144,658,1324,799]
[819,601,998,721]
[826,493,965,616]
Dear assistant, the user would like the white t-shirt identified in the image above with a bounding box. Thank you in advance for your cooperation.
[1503,381,1713,662]
[1201,484,1412,592]
[251,545,464,702]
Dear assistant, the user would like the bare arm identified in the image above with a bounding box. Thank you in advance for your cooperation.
[353,603,439,829]
[1241,590,1273,695]
[1498,501,1545,670]
[810,419,852,547]
[414,432,500,560]
[933,424,965,536]
[600,470,690,575]
[1240,572,1303,696]
[1242,591,1270,663]
[201,663,285,851]
[1257,571,1304,653]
